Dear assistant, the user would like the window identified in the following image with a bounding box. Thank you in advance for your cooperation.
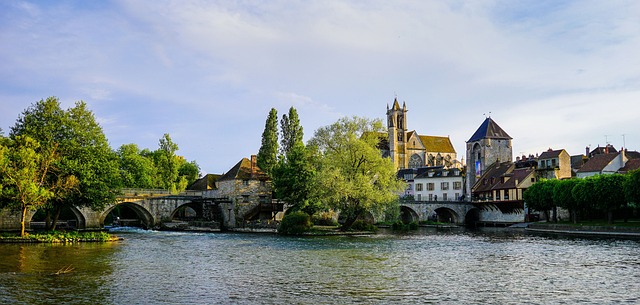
[259,195,269,204]
[428,194,433,201]
[504,190,510,200]
[496,191,501,200]
[441,182,449,190]
[417,194,422,201]
[443,193,448,201]
[552,159,557,167]
[242,179,249,186]
[455,193,460,200]
[416,183,423,191]
[453,181,462,190]
[242,195,250,202]
[427,183,434,191]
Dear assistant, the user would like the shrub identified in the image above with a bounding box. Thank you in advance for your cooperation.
[312,211,339,226]
[392,221,419,232]
[350,220,378,232]
[278,211,312,235]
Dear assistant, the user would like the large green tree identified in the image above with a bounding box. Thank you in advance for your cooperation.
[272,142,319,216]
[552,178,580,223]
[308,117,404,231]
[117,143,157,188]
[0,136,62,236]
[523,179,557,221]
[593,174,627,224]
[280,107,303,157]
[10,97,120,230]
[257,108,279,176]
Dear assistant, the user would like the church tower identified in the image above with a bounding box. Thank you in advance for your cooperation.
[465,117,513,199]
[387,98,407,169]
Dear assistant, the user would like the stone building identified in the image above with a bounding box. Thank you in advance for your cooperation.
[536,148,572,179]
[384,98,457,170]
[466,117,513,199]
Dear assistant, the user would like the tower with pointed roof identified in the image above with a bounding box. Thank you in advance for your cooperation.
[466,117,513,198]
[385,98,457,170]
[387,98,408,169]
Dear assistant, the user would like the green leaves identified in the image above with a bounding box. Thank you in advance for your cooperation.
[257,108,279,176]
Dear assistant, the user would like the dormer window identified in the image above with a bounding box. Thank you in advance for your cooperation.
[443,171,449,176]
[428,172,434,177]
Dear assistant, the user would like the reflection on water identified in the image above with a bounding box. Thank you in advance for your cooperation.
[1,227,639,304]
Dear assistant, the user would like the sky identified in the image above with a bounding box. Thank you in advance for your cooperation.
[1,0,640,174]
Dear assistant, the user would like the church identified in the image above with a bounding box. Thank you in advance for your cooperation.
[383,98,458,170]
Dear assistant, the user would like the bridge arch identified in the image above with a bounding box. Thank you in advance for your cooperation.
[29,205,87,230]
[399,205,419,223]
[170,202,203,221]
[102,202,154,229]
[464,208,481,226]
[434,207,459,224]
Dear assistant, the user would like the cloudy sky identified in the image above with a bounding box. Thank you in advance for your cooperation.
[1,1,639,174]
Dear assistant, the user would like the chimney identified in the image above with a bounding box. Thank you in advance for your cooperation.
[605,145,609,154]
[250,155,257,177]
[586,146,590,156]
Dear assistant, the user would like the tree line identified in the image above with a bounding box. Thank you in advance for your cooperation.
[523,171,640,224]
[257,107,403,232]
[0,97,200,236]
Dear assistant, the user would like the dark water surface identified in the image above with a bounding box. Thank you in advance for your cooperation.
[1,227,639,304]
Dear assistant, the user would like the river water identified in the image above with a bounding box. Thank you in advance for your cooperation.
[1,227,639,304]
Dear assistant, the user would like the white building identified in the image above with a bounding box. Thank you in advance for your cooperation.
[413,167,465,202]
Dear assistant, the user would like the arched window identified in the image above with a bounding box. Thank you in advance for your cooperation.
[436,154,443,166]
[408,154,423,169]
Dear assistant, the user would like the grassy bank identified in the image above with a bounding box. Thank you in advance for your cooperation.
[0,230,121,243]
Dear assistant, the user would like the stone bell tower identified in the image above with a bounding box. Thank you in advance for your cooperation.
[387,98,408,169]
[466,117,513,199]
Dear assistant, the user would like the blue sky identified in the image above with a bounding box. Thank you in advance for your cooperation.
[2,0,639,174]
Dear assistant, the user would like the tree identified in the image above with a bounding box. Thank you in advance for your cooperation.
[308,117,404,231]
[0,136,59,236]
[624,169,640,207]
[572,178,598,220]
[553,179,579,223]
[117,143,157,188]
[280,107,304,157]
[593,174,627,224]
[257,108,279,176]
[272,142,320,216]
[10,98,119,230]
[523,179,557,221]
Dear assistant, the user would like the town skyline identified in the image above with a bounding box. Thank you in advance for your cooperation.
[2,1,639,173]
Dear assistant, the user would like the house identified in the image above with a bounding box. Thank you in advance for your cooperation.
[472,161,536,205]
[188,174,222,190]
[413,167,465,202]
[212,155,279,221]
[576,151,627,178]
[536,148,571,179]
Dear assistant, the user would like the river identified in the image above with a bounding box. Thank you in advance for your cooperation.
[1,227,639,304]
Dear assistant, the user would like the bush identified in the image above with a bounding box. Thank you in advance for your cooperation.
[392,221,419,232]
[278,211,313,235]
[350,220,378,232]
[312,211,339,226]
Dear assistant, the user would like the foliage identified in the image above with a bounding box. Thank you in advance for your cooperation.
[0,230,116,243]
[0,136,58,236]
[8,97,119,230]
[624,169,640,205]
[116,144,157,188]
[553,179,580,223]
[350,220,378,232]
[257,108,279,176]
[278,211,313,235]
[280,106,304,157]
[391,220,418,232]
[311,211,338,226]
[523,179,557,219]
[272,142,320,215]
[593,174,627,224]
[308,116,404,231]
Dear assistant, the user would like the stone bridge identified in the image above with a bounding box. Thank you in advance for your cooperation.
[398,200,478,225]
[0,189,235,231]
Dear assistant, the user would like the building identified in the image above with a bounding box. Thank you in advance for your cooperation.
[413,167,465,202]
[576,151,628,178]
[472,161,536,204]
[536,148,572,179]
[384,99,457,170]
[466,117,513,199]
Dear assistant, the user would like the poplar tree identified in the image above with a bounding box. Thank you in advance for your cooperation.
[257,108,279,176]
[280,107,303,157]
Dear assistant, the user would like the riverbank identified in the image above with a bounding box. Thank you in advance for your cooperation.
[0,231,121,243]
[524,222,640,238]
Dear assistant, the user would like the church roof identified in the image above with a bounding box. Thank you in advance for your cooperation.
[418,135,456,153]
[468,117,512,142]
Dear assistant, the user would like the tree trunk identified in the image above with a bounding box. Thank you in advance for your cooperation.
[45,209,51,230]
[50,205,62,231]
[20,205,28,237]
[543,210,550,222]
[607,210,613,225]
[552,206,557,223]
[340,216,358,231]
